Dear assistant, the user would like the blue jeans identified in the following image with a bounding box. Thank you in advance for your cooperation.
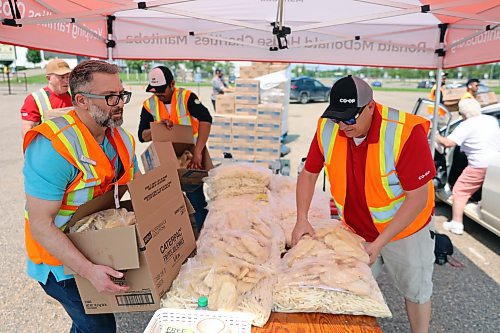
[39,273,116,333]
[186,186,208,231]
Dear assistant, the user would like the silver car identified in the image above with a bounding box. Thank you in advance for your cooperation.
[413,99,500,237]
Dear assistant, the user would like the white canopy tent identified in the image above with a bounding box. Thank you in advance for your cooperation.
[1,0,499,148]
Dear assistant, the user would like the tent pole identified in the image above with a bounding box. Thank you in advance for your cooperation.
[107,41,113,62]
[429,23,448,158]
[106,15,116,63]
[429,61,442,159]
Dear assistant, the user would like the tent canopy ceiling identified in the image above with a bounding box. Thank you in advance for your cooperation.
[1,0,498,69]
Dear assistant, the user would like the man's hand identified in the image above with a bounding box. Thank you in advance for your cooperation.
[84,264,130,294]
[364,241,383,266]
[162,119,174,128]
[188,149,203,169]
[291,220,315,246]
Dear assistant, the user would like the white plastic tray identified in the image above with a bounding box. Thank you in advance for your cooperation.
[143,308,252,333]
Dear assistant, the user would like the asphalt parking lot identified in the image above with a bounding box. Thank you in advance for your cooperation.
[0,85,498,332]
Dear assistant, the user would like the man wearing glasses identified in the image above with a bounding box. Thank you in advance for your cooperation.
[138,66,212,231]
[20,59,73,137]
[292,75,436,333]
[23,60,139,333]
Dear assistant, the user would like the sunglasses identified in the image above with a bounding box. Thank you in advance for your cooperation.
[332,106,365,125]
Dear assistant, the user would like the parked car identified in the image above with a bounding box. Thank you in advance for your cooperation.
[290,77,330,104]
[413,99,500,236]
[371,81,382,88]
[417,80,435,89]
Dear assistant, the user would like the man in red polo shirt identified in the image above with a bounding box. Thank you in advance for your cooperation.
[20,59,72,137]
[292,76,436,333]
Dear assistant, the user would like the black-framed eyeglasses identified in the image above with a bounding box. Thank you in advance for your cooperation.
[78,91,132,106]
[332,105,366,125]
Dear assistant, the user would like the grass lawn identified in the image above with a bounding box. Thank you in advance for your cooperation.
[0,73,213,87]
[3,73,500,94]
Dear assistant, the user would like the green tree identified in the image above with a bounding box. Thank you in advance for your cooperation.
[26,49,41,66]
[125,60,145,72]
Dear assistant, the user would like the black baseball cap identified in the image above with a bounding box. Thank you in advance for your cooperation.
[322,75,373,120]
[146,66,174,93]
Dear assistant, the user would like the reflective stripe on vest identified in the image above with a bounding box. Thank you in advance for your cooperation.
[176,88,192,126]
[146,95,161,122]
[31,88,52,122]
[113,126,136,179]
[378,105,405,200]
[23,110,135,265]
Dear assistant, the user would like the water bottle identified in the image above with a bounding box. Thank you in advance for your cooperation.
[196,296,208,310]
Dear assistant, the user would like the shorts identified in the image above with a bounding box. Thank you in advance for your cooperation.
[371,221,435,304]
[452,166,487,204]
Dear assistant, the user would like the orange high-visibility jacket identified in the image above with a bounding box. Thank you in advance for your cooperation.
[31,88,72,123]
[23,110,135,266]
[317,102,434,241]
[428,85,446,117]
[143,87,199,138]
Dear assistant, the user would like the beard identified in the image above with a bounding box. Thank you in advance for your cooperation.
[88,102,123,128]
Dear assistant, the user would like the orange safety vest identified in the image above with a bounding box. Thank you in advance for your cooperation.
[143,87,199,139]
[23,110,135,266]
[428,85,446,117]
[31,87,72,123]
[317,103,435,241]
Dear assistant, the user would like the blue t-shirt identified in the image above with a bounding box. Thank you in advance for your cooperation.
[24,133,139,284]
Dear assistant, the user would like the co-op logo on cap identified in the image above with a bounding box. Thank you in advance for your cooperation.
[339,98,356,103]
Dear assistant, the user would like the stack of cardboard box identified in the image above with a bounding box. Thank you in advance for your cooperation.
[209,62,289,167]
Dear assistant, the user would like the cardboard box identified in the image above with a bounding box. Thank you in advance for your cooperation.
[207,143,232,160]
[251,68,270,78]
[239,66,253,79]
[65,161,196,314]
[235,92,259,105]
[443,87,465,104]
[257,104,283,121]
[239,66,268,79]
[232,115,257,135]
[211,114,232,134]
[256,121,281,135]
[141,141,208,193]
[146,124,210,192]
[232,146,255,159]
[209,132,232,144]
[235,104,258,116]
[215,94,235,114]
[45,106,73,120]
[232,133,256,144]
[476,91,498,106]
[443,88,498,110]
[251,62,271,72]
[254,159,277,168]
[269,63,290,73]
[233,157,255,164]
[256,134,281,146]
[255,145,280,159]
[235,79,260,93]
